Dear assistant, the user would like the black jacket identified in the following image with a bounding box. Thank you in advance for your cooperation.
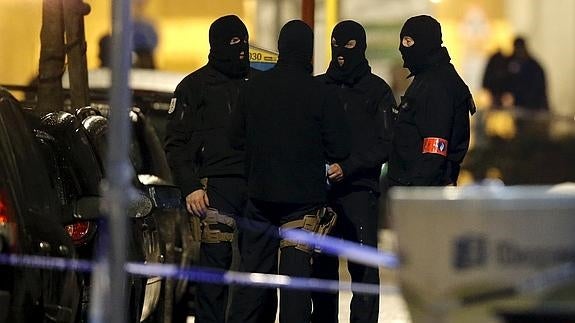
[164,64,258,197]
[388,47,475,186]
[317,72,396,192]
[508,56,548,110]
[228,62,350,204]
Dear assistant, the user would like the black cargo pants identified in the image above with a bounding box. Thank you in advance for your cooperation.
[311,188,380,323]
[195,176,245,323]
[227,199,323,323]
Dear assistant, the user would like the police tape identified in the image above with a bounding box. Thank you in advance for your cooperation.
[0,253,399,295]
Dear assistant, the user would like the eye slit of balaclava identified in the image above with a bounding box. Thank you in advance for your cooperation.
[401,36,415,48]
[344,40,357,49]
[208,15,250,78]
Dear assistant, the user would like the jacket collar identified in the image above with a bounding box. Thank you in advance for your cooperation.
[407,46,451,78]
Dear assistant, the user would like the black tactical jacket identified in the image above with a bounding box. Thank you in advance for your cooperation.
[164,64,258,196]
[388,47,475,186]
[316,72,396,192]
[228,62,350,204]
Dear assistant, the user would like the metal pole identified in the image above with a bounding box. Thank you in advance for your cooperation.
[325,0,339,68]
[102,0,132,322]
[62,0,91,109]
[302,0,315,29]
[38,0,65,112]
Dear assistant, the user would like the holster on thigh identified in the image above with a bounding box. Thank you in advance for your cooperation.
[280,207,337,254]
[200,208,236,244]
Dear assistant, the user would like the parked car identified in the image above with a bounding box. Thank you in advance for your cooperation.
[126,107,199,323]
[0,88,81,323]
[76,106,198,323]
[1,85,199,323]
[28,109,157,322]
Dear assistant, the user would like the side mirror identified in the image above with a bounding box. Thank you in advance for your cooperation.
[138,174,183,209]
[146,185,183,209]
[74,194,154,219]
[128,191,154,218]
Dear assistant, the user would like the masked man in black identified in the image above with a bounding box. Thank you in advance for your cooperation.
[227,20,350,323]
[164,15,257,323]
[388,15,475,187]
[310,20,396,323]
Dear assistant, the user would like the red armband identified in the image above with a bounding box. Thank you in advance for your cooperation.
[422,137,448,156]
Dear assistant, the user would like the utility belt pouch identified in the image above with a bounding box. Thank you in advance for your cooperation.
[200,207,236,244]
[200,177,208,190]
[190,216,202,243]
[280,206,338,254]
[316,206,337,237]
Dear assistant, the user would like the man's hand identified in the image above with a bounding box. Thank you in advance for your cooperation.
[327,163,344,182]
[185,189,210,218]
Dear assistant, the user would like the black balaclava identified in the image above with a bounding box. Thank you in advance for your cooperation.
[277,20,313,74]
[326,20,370,85]
[208,15,249,78]
[399,15,443,74]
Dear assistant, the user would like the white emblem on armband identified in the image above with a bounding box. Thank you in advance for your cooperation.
[168,98,177,114]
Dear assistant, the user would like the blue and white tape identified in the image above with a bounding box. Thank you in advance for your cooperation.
[1,223,401,295]
[0,253,397,295]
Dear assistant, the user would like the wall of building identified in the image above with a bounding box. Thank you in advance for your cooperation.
[0,0,250,88]
[0,1,42,87]
[140,0,247,71]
